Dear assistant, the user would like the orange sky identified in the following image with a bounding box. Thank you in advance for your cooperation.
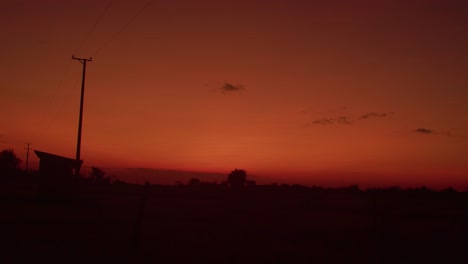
[1,0,468,189]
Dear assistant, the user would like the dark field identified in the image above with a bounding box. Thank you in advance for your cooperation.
[1,181,467,263]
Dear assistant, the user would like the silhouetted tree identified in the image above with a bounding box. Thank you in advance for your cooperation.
[113,179,128,185]
[0,148,21,175]
[227,169,247,189]
[188,178,201,186]
[441,187,456,194]
[88,167,113,184]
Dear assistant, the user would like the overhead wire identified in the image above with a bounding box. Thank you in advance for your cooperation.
[45,2,113,138]
[73,0,114,56]
[92,0,153,57]
[36,1,152,156]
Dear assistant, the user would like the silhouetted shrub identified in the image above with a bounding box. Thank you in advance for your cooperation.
[0,148,21,176]
[227,169,247,189]
[113,179,128,185]
[441,187,457,194]
[188,178,201,186]
[87,167,114,184]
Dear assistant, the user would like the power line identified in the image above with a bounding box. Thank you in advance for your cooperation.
[93,0,153,57]
[47,2,112,135]
[73,1,114,56]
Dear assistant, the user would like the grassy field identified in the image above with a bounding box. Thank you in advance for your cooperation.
[1,181,467,263]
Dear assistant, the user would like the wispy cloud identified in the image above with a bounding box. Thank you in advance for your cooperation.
[311,119,335,125]
[306,110,392,127]
[359,112,392,119]
[310,116,353,125]
[336,116,352,124]
[413,128,455,137]
[219,83,244,93]
[414,128,434,134]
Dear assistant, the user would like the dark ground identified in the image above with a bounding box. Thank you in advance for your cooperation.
[1,178,467,263]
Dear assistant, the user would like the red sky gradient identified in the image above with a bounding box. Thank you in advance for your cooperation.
[1,0,468,189]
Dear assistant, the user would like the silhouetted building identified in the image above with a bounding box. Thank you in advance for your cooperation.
[34,150,82,197]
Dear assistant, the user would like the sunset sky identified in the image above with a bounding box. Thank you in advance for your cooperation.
[1,0,467,188]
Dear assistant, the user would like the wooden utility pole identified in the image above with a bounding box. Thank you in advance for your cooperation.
[72,55,92,177]
[24,143,31,170]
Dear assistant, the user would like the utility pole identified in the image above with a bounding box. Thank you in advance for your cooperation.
[72,55,92,177]
[24,143,31,170]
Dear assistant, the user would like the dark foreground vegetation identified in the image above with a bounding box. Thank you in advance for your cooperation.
[1,173,467,263]
[1,150,467,263]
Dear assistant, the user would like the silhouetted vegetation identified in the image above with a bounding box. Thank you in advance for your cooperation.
[0,148,21,177]
[1,166,467,263]
[86,167,114,185]
[227,168,248,189]
[188,178,201,186]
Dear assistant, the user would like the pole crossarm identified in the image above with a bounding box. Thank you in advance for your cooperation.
[72,55,93,63]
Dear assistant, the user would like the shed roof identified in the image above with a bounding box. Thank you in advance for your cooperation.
[34,150,83,167]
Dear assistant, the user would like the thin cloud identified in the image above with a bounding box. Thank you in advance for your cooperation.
[310,117,352,125]
[336,116,352,124]
[360,112,390,119]
[305,110,393,127]
[220,83,244,93]
[312,119,334,125]
[413,128,458,137]
[414,128,434,134]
